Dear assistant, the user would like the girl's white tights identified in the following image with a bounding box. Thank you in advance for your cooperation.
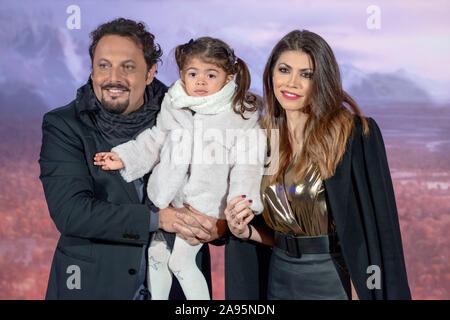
[147,231,210,300]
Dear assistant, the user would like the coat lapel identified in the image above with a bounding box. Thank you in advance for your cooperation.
[323,136,353,234]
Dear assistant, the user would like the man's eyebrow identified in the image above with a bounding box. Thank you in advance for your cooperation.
[96,58,136,64]
[278,62,313,72]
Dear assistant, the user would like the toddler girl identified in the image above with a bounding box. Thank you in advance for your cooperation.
[94,37,265,300]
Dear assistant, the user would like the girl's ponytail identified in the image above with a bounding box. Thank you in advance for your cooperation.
[233,57,257,119]
[174,43,186,71]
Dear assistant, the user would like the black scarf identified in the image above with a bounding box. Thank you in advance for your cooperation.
[75,78,167,147]
[95,94,158,147]
[75,78,176,247]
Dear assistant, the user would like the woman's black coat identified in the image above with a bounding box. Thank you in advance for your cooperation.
[323,116,410,299]
[225,116,411,300]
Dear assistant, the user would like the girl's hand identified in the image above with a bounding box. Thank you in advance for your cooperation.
[93,152,124,170]
[224,195,255,239]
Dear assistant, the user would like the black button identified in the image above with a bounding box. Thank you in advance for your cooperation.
[128,268,136,275]
[123,234,140,240]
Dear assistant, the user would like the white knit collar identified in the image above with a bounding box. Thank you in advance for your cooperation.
[167,79,236,115]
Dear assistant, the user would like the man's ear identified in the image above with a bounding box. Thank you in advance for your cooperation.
[146,64,157,85]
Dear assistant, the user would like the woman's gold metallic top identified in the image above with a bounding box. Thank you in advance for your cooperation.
[261,159,335,236]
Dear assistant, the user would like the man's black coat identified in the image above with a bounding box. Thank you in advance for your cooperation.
[39,80,210,299]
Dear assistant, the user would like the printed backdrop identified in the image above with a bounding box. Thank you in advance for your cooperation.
[0,0,449,299]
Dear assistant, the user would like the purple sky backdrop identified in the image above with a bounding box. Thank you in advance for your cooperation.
[1,0,450,108]
[1,1,449,300]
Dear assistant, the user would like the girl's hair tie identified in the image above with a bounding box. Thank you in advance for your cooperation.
[224,47,237,65]
[182,38,194,53]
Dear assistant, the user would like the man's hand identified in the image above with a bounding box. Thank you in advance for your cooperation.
[173,204,228,245]
[158,206,185,233]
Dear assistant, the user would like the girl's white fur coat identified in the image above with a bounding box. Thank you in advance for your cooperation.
[112,80,265,219]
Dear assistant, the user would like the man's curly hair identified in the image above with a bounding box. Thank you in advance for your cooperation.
[89,18,162,71]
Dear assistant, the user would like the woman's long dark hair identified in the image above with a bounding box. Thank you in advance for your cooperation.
[263,30,368,183]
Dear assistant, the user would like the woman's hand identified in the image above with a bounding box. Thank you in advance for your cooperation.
[173,204,227,245]
[224,195,255,239]
[93,152,124,170]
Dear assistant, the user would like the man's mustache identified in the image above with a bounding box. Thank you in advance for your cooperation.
[101,83,130,91]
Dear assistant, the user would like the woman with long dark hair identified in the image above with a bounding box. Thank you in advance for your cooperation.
[225,30,411,300]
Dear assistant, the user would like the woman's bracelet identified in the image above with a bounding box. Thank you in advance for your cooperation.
[246,225,253,241]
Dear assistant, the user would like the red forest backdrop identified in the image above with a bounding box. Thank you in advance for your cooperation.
[0,98,449,299]
[1,0,449,301]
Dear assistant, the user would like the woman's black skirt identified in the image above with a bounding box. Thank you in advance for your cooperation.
[268,233,351,300]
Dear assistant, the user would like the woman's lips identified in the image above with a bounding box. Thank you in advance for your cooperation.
[194,90,208,95]
[281,90,302,100]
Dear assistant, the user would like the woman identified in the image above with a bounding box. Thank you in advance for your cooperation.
[225,30,411,300]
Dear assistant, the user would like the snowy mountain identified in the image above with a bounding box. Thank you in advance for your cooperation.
[0,7,447,114]
[340,64,432,106]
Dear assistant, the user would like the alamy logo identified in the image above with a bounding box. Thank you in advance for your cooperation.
[66,5,81,30]
[162,122,280,175]
[366,5,381,30]
[66,265,81,290]
[366,265,381,290]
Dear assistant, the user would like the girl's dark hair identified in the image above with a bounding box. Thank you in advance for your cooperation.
[175,37,257,118]
[89,18,162,71]
[263,30,368,183]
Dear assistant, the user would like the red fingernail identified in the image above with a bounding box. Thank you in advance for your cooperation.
[242,195,246,198]
[249,200,253,203]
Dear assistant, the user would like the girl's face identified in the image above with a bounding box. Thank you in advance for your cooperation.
[181,57,234,97]
[272,50,314,112]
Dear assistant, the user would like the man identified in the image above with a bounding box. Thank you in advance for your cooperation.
[39,18,218,299]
